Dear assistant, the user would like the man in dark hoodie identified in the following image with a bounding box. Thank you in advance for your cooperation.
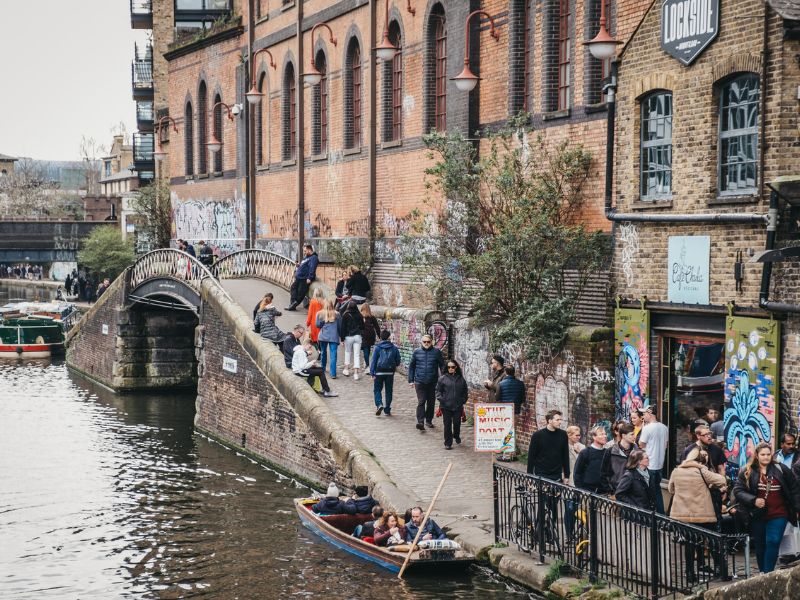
[344,486,378,515]
[573,425,612,494]
[370,330,402,416]
[286,243,319,311]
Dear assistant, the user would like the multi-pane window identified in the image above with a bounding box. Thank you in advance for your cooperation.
[434,14,447,131]
[524,1,532,112]
[640,91,673,199]
[719,74,759,195]
[345,40,362,149]
[557,0,572,111]
[312,51,327,155]
[213,94,223,172]
[352,44,362,148]
[256,73,265,165]
[283,64,296,161]
[198,81,207,173]
[390,22,403,140]
[185,102,194,175]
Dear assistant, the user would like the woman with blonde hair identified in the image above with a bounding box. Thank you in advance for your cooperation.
[733,442,800,573]
[566,425,585,486]
[315,298,341,378]
[305,287,325,348]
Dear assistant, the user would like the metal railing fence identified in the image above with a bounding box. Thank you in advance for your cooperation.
[494,464,750,599]
[211,249,296,290]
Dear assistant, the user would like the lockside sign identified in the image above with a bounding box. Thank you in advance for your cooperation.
[660,0,720,66]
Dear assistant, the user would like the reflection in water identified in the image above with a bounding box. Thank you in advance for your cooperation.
[0,360,536,599]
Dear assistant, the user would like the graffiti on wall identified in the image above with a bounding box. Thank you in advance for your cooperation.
[618,223,639,287]
[614,308,650,421]
[171,193,246,255]
[267,209,299,238]
[723,316,780,469]
[378,312,449,370]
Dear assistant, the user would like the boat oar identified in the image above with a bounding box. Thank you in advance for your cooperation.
[398,461,453,579]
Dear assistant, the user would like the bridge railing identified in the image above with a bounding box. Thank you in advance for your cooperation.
[211,249,295,290]
[129,248,215,295]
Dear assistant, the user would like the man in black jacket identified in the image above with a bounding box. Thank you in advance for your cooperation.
[408,334,445,431]
[574,426,611,494]
[281,325,305,368]
[527,410,570,483]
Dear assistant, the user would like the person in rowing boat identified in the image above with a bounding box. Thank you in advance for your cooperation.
[353,505,384,539]
[344,485,377,515]
[374,512,407,547]
[312,483,348,515]
[403,507,446,542]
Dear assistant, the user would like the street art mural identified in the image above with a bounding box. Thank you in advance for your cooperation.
[377,310,449,370]
[614,308,650,421]
[723,316,780,469]
[171,192,247,256]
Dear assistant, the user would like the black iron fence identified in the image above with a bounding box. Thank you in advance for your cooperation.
[493,464,750,599]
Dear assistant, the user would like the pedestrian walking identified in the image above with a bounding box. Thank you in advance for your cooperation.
[359,303,381,367]
[253,293,284,344]
[96,277,111,299]
[733,442,800,573]
[197,240,214,267]
[526,410,570,483]
[315,298,341,378]
[630,408,644,444]
[286,243,318,311]
[305,287,325,348]
[483,354,506,402]
[496,365,526,414]
[638,406,669,513]
[668,449,727,583]
[408,334,445,431]
[615,449,658,511]
[566,425,586,486]
[602,423,638,491]
[369,330,401,416]
[340,300,364,380]
[574,426,612,494]
[776,434,800,468]
[436,359,468,450]
[334,269,350,309]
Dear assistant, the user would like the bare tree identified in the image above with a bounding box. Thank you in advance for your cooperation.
[0,158,60,217]
[79,135,106,196]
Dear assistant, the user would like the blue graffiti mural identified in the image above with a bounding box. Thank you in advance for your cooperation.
[724,370,771,469]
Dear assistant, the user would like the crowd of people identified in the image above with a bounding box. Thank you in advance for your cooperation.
[0,263,45,280]
[310,483,447,548]
[528,408,800,574]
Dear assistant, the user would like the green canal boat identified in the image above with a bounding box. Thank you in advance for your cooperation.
[0,301,77,358]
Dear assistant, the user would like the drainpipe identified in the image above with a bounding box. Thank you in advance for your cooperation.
[759,190,800,313]
[368,0,377,260]
[246,0,255,249]
[604,61,767,225]
[296,1,305,261]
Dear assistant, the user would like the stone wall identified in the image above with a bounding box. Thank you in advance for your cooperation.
[371,305,449,373]
[452,319,614,452]
[700,561,800,599]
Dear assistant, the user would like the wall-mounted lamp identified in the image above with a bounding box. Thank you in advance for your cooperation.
[207,101,234,154]
[303,23,337,87]
[374,0,399,61]
[245,48,277,105]
[450,10,500,93]
[153,115,178,163]
[584,1,621,60]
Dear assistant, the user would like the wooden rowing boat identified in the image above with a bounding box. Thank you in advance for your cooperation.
[294,498,475,574]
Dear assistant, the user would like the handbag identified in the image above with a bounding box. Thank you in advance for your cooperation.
[698,468,724,528]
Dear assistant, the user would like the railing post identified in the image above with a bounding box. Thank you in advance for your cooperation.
[588,494,599,583]
[536,477,546,564]
[649,512,660,599]
[718,535,729,581]
[493,463,500,544]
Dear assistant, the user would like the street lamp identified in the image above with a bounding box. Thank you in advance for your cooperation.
[207,101,234,154]
[450,10,500,93]
[153,115,178,163]
[584,1,621,60]
[303,23,337,87]
[374,0,399,62]
[245,48,277,105]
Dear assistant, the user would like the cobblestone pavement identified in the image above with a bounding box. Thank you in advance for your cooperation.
[222,279,494,522]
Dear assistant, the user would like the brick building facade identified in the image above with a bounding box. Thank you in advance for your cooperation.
[145,0,651,299]
[610,0,800,473]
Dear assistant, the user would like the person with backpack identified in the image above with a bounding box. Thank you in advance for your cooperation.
[370,330,401,416]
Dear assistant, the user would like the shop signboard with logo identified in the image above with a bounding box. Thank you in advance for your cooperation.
[661,0,720,66]
[614,308,650,421]
[668,236,710,304]
[723,316,780,470]
[474,403,515,453]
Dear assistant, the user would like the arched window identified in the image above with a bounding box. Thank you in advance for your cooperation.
[198,81,208,173]
[719,73,759,195]
[382,20,403,142]
[557,0,572,111]
[312,50,328,155]
[640,91,673,200]
[434,9,447,131]
[256,72,266,166]
[184,101,194,176]
[345,38,362,149]
[283,63,296,161]
[213,93,223,173]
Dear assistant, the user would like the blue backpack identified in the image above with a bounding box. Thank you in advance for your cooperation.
[375,345,398,371]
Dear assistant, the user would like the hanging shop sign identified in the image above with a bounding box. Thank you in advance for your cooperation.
[668,235,710,304]
[661,0,720,66]
[474,403,515,453]
[723,316,780,470]
[614,308,650,421]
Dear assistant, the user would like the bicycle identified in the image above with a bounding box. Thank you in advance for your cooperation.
[509,484,564,558]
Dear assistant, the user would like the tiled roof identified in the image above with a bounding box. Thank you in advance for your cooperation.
[0,153,19,161]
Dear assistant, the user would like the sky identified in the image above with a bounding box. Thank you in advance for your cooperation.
[0,1,146,161]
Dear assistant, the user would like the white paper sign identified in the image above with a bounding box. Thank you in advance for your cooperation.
[474,403,515,453]
[101,324,109,335]
[223,356,238,373]
[668,235,710,305]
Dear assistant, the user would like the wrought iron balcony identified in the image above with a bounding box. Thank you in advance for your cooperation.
[130,0,153,29]
[136,102,154,132]
[132,43,153,101]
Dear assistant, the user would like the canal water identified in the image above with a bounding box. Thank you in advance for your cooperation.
[0,359,536,599]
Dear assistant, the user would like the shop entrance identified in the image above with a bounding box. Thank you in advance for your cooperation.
[658,334,725,473]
